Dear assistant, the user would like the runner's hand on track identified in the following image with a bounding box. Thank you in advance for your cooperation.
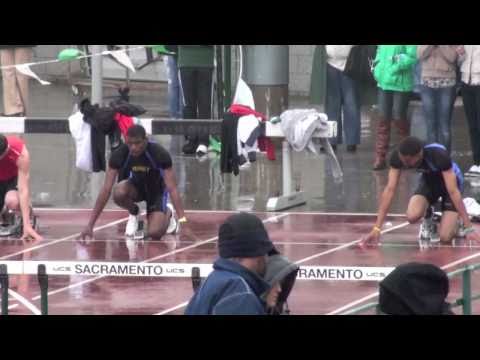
[466,229,480,243]
[80,226,94,241]
[358,230,381,249]
[21,225,43,242]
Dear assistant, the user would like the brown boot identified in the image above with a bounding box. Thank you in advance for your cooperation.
[373,117,391,171]
[394,119,410,142]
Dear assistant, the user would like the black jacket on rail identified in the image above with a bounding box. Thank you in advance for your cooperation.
[220,112,241,176]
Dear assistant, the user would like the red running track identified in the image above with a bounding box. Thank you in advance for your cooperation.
[2,209,480,315]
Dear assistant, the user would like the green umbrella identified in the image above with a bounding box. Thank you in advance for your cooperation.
[149,45,175,55]
[58,48,85,62]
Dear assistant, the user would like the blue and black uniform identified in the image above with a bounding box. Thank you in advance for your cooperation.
[390,143,464,213]
[109,142,173,214]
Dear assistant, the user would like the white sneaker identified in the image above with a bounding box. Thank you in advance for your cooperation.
[125,214,139,237]
[429,222,440,243]
[419,218,432,241]
[166,203,179,235]
[196,144,208,156]
[466,165,480,176]
[464,197,480,217]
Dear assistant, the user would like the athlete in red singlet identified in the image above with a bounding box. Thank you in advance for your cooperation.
[0,134,42,241]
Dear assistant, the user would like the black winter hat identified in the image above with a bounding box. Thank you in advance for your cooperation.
[379,262,453,315]
[218,213,276,259]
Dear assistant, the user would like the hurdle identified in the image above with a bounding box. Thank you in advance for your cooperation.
[0,116,337,212]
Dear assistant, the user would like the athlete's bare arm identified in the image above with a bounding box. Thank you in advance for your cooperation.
[80,167,118,240]
[163,167,185,220]
[17,147,43,241]
[359,168,401,246]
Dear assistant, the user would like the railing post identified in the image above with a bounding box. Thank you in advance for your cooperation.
[191,267,201,293]
[0,264,8,316]
[462,267,472,315]
[37,265,48,315]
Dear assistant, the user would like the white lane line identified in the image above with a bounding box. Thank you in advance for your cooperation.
[8,289,41,315]
[155,302,190,315]
[7,304,19,310]
[0,214,135,260]
[37,208,404,217]
[295,222,410,266]
[157,220,411,315]
[327,250,480,315]
[34,208,126,212]
[30,213,290,302]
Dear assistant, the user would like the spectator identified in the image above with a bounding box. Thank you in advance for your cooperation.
[372,45,417,170]
[0,45,36,116]
[185,212,276,315]
[417,46,458,153]
[177,45,214,156]
[263,254,299,315]
[378,262,454,315]
[458,45,480,176]
[325,45,361,152]
[164,45,183,119]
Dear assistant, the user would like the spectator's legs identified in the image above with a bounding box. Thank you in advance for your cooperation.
[420,85,437,144]
[13,47,32,115]
[373,89,393,170]
[165,56,183,119]
[179,68,199,154]
[340,70,361,147]
[196,67,214,147]
[462,83,480,166]
[1,49,23,116]
[326,64,343,146]
[437,86,456,152]
[392,91,411,142]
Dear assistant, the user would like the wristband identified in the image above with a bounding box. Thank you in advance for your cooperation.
[372,226,382,233]
[178,217,188,224]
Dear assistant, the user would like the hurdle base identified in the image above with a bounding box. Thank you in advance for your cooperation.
[266,191,306,212]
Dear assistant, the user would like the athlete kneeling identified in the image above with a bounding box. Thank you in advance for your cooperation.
[80,125,187,240]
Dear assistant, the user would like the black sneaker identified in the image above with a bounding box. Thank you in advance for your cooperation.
[346,145,357,153]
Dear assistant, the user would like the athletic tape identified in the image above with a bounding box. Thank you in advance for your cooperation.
[0,261,395,281]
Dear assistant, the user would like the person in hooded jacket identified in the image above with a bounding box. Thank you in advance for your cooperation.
[263,254,299,315]
[185,212,276,315]
[378,262,454,315]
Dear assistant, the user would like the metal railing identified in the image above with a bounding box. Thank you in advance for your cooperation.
[341,263,480,315]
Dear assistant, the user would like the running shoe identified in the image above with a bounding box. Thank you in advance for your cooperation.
[125,214,139,237]
[166,203,179,235]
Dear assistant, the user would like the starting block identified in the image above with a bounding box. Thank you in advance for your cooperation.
[125,220,145,240]
[0,210,38,238]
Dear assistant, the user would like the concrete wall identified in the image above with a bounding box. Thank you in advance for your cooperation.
[26,45,316,96]
[289,45,315,97]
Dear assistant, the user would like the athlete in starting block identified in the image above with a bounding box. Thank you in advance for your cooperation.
[0,134,42,241]
[360,136,480,247]
[80,125,187,241]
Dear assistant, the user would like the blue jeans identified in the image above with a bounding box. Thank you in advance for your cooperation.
[165,56,183,119]
[326,64,361,146]
[420,85,456,152]
[377,89,410,120]
[462,83,480,165]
